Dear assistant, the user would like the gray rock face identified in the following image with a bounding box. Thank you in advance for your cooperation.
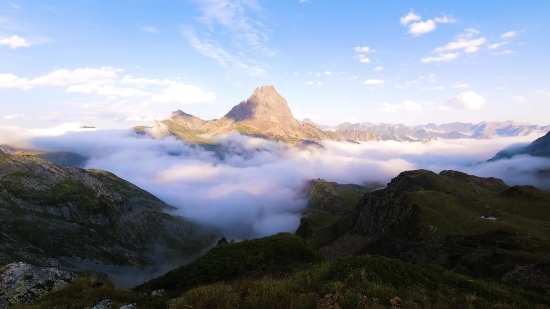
[353,190,419,237]
[503,254,550,295]
[92,299,113,309]
[225,85,300,128]
[119,303,137,309]
[0,262,75,308]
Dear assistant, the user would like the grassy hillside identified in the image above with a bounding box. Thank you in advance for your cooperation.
[14,234,550,309]
[0,152,211,271]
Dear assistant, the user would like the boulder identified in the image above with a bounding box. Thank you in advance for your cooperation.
[0,262,75,308]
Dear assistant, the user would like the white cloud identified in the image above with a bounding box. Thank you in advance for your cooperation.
[0,67,118,89]
[141,26,159,33]
[421,52,459,63]
[9,3,21,9]
[306,81,313,85]
[324,71,332,75]
[438,106,453,112]
[488,42,508,49]
[354,46,370,53]
[434,37,487,53]
[403,100,422,111]
[0,35,30,49]
[149,83,215,105]
[400,11,421,25]
[501,31,519,38]
[422,86,445,91]
[121,76,175,87]
[316,73,322,77]
[423,28,486,63]
[355,54,370,63]
[380,100,421,112]
[537,90,550,97]
[450,83,471,88]
[2,114,24,120]
[498,86,506,90]
[494,50,516,55]
[363,79,384,85]
[299,0,307,3]
[374,66,383,71]
[445,91,486,110]
[512,95,526,103]
[317,81,322,85]
[408,20,436,36]
[66,85,151,100]
[434,15,457,23]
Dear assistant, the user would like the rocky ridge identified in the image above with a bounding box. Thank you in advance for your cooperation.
[141,86,379,146]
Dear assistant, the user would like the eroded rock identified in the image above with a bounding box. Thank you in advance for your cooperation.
[0,262,75,308]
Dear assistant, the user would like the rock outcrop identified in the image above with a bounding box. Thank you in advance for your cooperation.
[0,262,75,308]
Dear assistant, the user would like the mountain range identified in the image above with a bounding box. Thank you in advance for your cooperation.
[136,85,548,146]
[309,119,550,141]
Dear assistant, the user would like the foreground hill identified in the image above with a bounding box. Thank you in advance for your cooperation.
[138,86,379,146]
[12,234,550,309]
[0,150,214,274]
[297,169,550,294]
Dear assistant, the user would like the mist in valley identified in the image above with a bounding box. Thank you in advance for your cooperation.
[1,124,548,241]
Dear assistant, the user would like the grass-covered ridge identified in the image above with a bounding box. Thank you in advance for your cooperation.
[135,233,323,296]
[14,233,550,309]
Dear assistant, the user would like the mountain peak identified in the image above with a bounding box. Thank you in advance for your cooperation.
[224,85,298,127]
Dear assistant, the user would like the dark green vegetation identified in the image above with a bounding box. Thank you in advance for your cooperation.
[0,151,214,272]
[299,179,375,230]
[14,234,550,309]
[297,169,550,295]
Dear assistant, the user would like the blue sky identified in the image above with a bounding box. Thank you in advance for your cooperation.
[1,0,549,128]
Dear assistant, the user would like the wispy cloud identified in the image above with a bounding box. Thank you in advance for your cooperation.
[501,30,520,38]
[181,28,268,77]
[380,100,422,112]
[193,0,274,56]
[422,28,485,63]
[401,11,457,36]
[363,79,384,85]
[488,42,508,49]
[494,49,516,55]
[374,66,383,71]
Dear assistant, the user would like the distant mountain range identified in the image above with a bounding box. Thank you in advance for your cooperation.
[306,119,550,141]
[136,85,548,145]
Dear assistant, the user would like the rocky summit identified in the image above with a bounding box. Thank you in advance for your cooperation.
[137,85,379,146]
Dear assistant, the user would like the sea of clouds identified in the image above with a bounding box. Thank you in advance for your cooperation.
[1,123,549,240]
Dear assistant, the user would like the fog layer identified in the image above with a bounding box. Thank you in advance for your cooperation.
[1,125,548,239]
